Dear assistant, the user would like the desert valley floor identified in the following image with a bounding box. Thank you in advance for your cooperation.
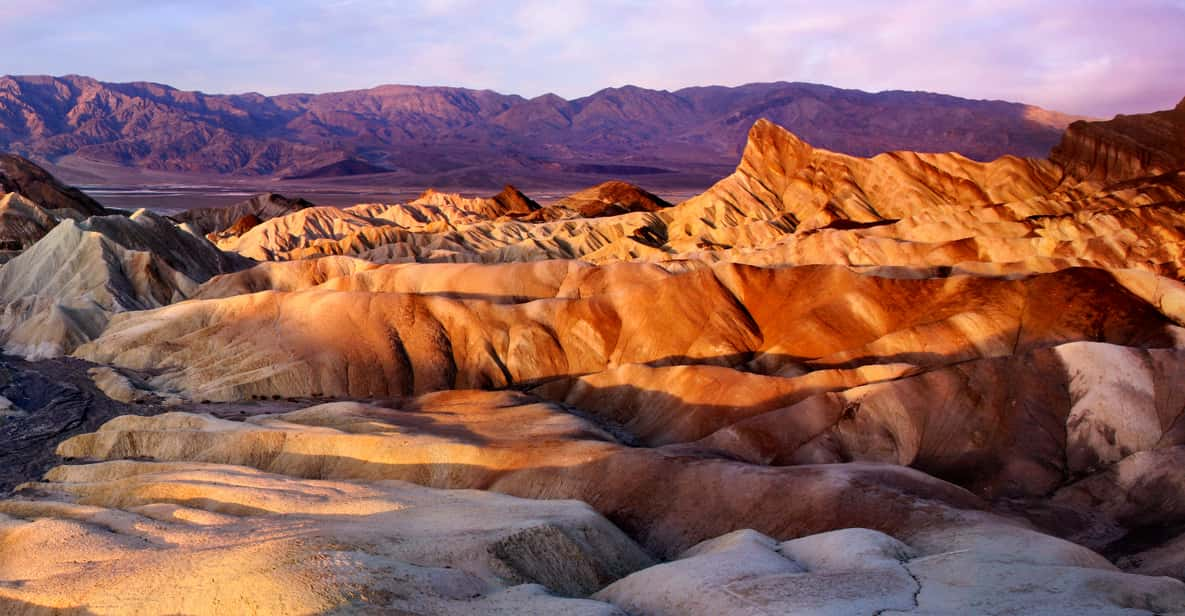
[0,97,1184,614]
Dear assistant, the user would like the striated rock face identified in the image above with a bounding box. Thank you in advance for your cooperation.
[0,193,57,256]
[217,205,396,260]
[172,192,313,237]
[489,184,542,215]
[195,114,1185,275]
[662,117,1067,245]
[192,255,381,298]
[0,210,246,358]
[73,264,1181,404]
[0,156,111,262]
[211,186,546,261]
[3,101,1185,613]
[411,184,541,218]
[520,180,673,221]
[1051,102,1185,182]
[0,153,104,217]
[218,213,262,238]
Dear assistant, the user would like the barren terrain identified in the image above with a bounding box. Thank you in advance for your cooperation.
[0,94,1183,614]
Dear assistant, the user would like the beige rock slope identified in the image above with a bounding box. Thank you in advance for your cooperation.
[594,526,1185,616]
[0,193,57,257]
[3,395,1181,614]
[215,185,541,261]
[47,396,988,556]
[0,210,245,359]
[0,460,650,615]
[216,205,387,260]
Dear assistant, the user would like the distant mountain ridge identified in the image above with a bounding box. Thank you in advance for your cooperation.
[0,74,1084,183]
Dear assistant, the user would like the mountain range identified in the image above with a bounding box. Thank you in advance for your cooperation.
[0,74,1084,186]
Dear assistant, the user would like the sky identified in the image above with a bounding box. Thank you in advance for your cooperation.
[4,0,1183,118]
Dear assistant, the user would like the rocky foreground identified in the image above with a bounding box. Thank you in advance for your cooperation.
[0,98,1184,614]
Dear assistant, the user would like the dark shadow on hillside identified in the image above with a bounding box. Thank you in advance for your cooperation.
[0,597,99,615]
[0,353,167,494]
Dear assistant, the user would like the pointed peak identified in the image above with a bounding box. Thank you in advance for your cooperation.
[747,118,810,147]
[0,191,40,210]
[739,118,815,173]
[493,184,540,213]
[416,187,443,200]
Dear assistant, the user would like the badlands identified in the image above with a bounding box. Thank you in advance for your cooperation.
[0,97,1184,614]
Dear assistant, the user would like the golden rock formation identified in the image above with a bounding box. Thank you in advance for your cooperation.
[3,102,1185,613]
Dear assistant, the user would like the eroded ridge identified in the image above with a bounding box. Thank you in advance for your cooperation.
[2,101,1185,613]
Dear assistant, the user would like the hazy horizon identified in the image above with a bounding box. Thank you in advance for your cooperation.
[2,72,1120,116]
[4,0,1182,118]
